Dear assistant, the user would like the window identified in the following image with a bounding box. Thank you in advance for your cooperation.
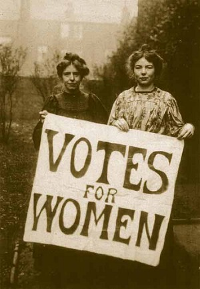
[37,46,48,62]
[105,49,112,60]
[74,24,83,40]
[0,36,12,45]
[74,49,83,57]
[61,50,67,57]
[61,24,70,38]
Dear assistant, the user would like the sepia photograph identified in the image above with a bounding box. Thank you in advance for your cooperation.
[0,1,200,289]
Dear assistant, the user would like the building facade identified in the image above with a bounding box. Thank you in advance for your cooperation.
[0,0,134,76]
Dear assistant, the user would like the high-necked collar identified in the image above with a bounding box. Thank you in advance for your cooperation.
[62,90,81,98]
[134,86,157,93]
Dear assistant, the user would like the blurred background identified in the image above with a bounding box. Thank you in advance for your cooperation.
[0,0,200,288]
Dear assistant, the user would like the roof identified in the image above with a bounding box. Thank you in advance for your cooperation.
[0,0,138,24]
[32,1,123,23]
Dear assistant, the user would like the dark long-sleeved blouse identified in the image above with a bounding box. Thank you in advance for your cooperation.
[108,87,184,136]
[33,90,108,150]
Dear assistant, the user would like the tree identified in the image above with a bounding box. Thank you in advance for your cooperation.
[30,51,62,103]
[93,18,139,109]
[0,45,27,143]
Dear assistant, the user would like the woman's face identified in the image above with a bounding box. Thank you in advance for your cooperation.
[133,57,155,88]
[61,64,82,93]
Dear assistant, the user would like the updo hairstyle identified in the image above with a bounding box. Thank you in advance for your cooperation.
[57,53,90,79]
[126,44,164,78]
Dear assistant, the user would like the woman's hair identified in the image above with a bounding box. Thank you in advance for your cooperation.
[56,53,90,78]
[126,44,164,78]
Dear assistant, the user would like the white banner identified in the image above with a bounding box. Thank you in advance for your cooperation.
[24,114,184,266]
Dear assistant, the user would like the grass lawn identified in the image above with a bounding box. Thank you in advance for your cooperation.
[0,120,37,288]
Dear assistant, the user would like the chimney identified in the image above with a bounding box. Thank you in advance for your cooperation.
[121,0,131,25]
[20,0,31,22]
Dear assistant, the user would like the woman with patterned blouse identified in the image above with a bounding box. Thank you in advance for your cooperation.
[108,44,194,139]
[107,45,195,289]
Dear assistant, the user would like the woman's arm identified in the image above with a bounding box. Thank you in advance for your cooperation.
[32,96,58,150]
[166,97,195,139]
[108,97,129,131]
[89,93,108,124]
[32,121,43,151]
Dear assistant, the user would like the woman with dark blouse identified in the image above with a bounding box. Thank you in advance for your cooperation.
[32,53,108,289]
[33,53,107,150]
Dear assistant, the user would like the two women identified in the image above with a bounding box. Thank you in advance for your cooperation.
[33,46,194,289]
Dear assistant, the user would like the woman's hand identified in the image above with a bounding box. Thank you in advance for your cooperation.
[39,110,48,123]
[177,123,195,140]
[112,118,129,132]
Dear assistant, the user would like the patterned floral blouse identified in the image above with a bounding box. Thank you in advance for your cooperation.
[108,87,184,137]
